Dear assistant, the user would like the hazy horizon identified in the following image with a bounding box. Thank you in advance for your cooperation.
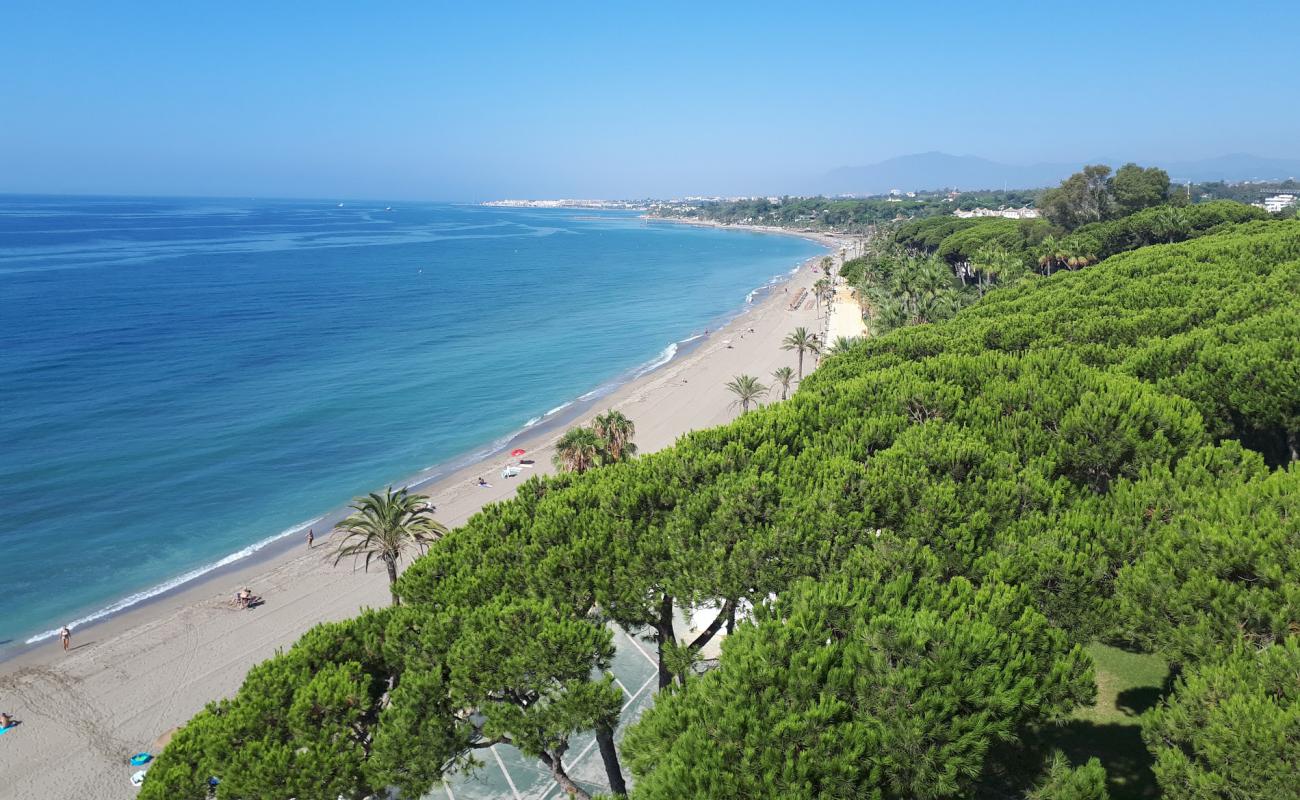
[3,1,1298,200]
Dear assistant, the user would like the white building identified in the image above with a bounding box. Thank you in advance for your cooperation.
[1261,194,1297,213]
[953,207,1040,220]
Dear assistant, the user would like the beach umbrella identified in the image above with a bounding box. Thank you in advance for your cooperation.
[510,448,526,457]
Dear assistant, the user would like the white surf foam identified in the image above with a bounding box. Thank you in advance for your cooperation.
[24,515,326,644]
[634,342,678,377]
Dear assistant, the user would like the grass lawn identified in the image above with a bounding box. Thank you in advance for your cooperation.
[1040,643,1171,799]
[1075,643,1171,725]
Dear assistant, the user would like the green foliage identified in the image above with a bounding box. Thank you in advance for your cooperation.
[592,409,637,462]
[1040,165,1116,230]
[622,542,1094,800]
[1070,200,1267,260]
[1115,463,1300,664]
[935,218,1053,265]
[1143,638,1300,800]
[331,487,447,604]
[852,248,971,333]
[142,611,414,800]
[152,218,1300,799]
[554,425,604,473]
[1111,164,1172,217]
[724,373,768,414]
[771,365,794,400]
[781,326,821,380]
[656,191,1037,233]
[1027,753,1110,800]
[895,216,992,250]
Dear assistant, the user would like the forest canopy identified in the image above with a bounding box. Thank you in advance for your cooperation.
[142,217,1300,800]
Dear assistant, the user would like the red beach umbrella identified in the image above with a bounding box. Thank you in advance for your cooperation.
[510,448,526,457]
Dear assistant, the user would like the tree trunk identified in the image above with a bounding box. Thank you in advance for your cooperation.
[655,593,675,689]
[688,598,735,653]
[725,602,738,635]
[797,350,804,381]
[386,558,401,607]
[539,751,590,800]
[595,719,628,796]
[1289,429,1299,463]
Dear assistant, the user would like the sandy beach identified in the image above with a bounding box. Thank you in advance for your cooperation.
[826,284,869,341]
[0,233,858,799]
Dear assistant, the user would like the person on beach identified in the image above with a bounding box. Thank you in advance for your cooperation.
[477,477,488,487]
[306,528,314,549]
[237,588,252,609]
[59,625,70,651]
[0,711,13,728]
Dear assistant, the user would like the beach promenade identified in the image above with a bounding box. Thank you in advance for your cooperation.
[0,246,835,800]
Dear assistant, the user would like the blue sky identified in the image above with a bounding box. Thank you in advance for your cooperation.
[2,1,1296,199]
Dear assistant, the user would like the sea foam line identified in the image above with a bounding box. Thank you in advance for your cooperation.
[634,342,678,378]
[24,515,325,644]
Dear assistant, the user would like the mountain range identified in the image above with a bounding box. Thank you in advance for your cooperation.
[817,152,1300,196]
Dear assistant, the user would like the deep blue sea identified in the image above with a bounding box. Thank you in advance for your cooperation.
[0,196,824,647]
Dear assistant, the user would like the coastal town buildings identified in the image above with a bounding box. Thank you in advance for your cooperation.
[953,206,1040,219]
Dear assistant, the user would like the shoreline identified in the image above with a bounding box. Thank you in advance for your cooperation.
[1,224,836,661]
[0,230,845,798]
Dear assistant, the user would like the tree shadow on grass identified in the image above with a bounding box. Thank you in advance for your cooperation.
[976,721,1159,800]
[1040,721,1160,799]
[1115,685,1164,718]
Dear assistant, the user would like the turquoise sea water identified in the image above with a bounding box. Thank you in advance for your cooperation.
[0,196,825,647]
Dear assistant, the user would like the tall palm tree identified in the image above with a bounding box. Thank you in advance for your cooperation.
[553,426,603,473]
[331,487,447,606]
[772,366,794,400]
[812,278,832,317]
[725,374,768,415]
[782,327,821,380]
[592,410,636,462]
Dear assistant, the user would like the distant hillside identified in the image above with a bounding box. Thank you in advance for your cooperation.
[1162,153,1300,183]
[819,151,1300,195]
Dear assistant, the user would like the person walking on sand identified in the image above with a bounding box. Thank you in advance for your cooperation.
[60,625,71,651]
[306,528,314,549]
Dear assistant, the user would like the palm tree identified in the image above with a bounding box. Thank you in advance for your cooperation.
[553,426,603,473]
[812,278,832,317]
[1151,207,1190,244]
[782,327,821,380]
[331,487,447,606]
[827,336,861,355]
[772,366,794,400]
[725,374,768,414]
[868,297,908,336]
[592,410,636,462]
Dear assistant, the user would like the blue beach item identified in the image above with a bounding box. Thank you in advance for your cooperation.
[130,752,152,766]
